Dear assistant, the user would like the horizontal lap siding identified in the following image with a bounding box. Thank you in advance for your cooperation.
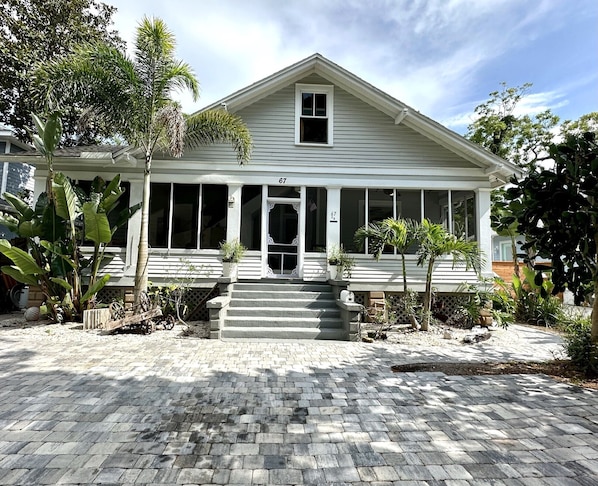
[303,254,327,281]
[178,78,476,173]
[147,253,222,279]
[350,256,478,286]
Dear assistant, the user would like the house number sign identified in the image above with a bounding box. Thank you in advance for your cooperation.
[278,178,287,184]
[330,211,338,223]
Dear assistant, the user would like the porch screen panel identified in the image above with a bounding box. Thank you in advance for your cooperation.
[149,183,171,248]
[200,184,227,249]
[396,190,421,221]
[340,188,365,253]
[306,187,327,252]
[240,185,262,250]
[452,191,476,240]
[109,181,131,248]
[368,189,394,254]
[424,190,448,228]
[171,184,199,249]
[396,189,421,253]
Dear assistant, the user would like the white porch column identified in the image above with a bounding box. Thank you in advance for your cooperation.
[476,188,493,277]
[326,186,341,251]
[226,184,242,241]
[124,177,143,274]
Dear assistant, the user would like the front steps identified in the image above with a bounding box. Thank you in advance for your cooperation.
[220,281,346,340]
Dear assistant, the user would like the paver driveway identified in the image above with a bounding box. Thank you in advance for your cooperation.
[0,323,597,485]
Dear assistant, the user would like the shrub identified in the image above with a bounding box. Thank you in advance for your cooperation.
[563,316,598,377]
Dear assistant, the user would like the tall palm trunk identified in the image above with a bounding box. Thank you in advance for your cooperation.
[134,154,152,304]
[421,258,435,331]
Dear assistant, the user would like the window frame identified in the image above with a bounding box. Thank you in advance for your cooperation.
[295,83,334,146]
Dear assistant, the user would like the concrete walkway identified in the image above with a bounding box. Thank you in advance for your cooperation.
[0,324,597,485]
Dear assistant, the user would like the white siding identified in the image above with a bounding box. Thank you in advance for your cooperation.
[171,76,480,179]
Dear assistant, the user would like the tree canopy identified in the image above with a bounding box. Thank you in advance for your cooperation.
[35,16,252,303]
[503,132,598,340]
[0,0,123,145]
[466,82,559,169]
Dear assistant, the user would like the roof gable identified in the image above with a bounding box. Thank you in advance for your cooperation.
[200,53,522,185]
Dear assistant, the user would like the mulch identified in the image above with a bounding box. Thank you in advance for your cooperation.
[391,360,598,390]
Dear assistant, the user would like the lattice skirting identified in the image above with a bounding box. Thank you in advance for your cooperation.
[356,291,470,325]
[96,286,219,322]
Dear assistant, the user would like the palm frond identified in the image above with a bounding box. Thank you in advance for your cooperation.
[185,109,253,163]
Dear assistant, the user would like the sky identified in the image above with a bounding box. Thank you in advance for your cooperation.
[102,0,598,134]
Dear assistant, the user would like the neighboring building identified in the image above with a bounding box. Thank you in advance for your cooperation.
[0,125,34,239]
[1,54,522,335]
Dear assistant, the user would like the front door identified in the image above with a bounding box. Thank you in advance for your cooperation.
[266,201,299,278]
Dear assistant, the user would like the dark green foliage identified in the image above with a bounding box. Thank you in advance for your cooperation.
[564,317,598,377]
[504,133,598,306]
[0,0,123,144]
[503,131,598,340]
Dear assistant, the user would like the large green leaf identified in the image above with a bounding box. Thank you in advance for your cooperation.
[50,277,73,291]
[83,202,111,244]
[0,266,39,286]
[37,112,62,155]
[3,193,34,220]
[0,239,46,275]
[53,172,81,224]
[81,274,110,302]
[39,240,76,270]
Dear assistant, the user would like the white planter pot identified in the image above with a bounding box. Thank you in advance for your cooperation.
[328,265,343,280]
[222,261,238,278]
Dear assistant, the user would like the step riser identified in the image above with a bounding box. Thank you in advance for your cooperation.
[229,299,337,309]
[231,291,335,301]
[224,318,343,329]
[227,308,340,318]
[233,283,332,292]
[221,328,347,340]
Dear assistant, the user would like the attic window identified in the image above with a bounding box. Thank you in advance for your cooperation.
[295,84,333,146]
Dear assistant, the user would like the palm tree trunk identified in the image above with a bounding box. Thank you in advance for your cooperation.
[134,154,152,305]
[421,259,435,331]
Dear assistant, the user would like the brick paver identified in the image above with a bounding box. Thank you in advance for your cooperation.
[0,324,597,484]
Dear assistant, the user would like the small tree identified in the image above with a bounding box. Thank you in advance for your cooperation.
[503,132,598,341]
[355,218,420,328]
[35,17,252,305]
[416,220,482,331]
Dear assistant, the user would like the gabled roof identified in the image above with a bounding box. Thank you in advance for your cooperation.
[200,53,522,185]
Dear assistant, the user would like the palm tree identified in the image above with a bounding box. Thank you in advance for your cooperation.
[355,218,421,328]
[417,219,482,331]
[35,17,252,303]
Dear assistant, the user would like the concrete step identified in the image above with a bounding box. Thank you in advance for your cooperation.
[231,289,335,301]
[233,282,332,293]
[229,298,337,309]
[226,306,340,319]
[223,316,343,329]
[220,280,346,341]
[221,326,347,340]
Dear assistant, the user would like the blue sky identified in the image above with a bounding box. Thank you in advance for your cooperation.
[104,0,597,134]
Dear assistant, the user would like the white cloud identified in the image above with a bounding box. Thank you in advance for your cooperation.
[102,0,597,125]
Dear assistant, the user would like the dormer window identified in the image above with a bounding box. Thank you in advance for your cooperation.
[295,84,333,146]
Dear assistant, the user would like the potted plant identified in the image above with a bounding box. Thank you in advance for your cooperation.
[219,239,247,277]
[327,245,354,280]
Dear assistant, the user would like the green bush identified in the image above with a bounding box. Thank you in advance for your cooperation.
[564,316,598,377]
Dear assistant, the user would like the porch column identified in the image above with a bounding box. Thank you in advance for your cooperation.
[226,184,242,241]
[326,186,341,251]
[476,187,493,277]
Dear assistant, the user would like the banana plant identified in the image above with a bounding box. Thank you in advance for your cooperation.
[0,113,139,320]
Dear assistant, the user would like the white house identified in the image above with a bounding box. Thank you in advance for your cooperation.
[0,125,34,239]
[2,54,521,338]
